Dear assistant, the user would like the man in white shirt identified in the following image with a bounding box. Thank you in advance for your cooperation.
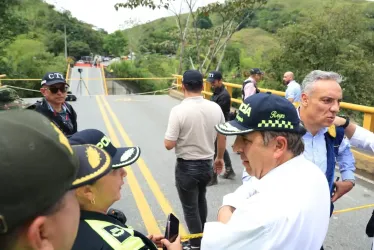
[283,71,301,103]
[200,93,331,250]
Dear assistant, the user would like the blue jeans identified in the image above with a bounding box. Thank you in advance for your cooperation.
[175,158,213,247]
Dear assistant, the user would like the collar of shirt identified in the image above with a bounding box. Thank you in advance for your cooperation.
[182,96,204,103]
[80,210,123,225]
[253,155,305,194]
[46,101,67,113]
[246,76,257,85]
[213,85,225,95]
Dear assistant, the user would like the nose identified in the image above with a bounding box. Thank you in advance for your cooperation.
[121,168,127,178]
[330,100,340,113]
[232,137,243,153]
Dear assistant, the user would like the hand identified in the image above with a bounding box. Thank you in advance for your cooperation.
[331,181,354,202]
[214,158,224,175]
[147,234,164,248]
[161,235,182,250]
[333,116,346,127]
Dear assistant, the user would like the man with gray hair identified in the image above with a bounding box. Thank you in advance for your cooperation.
[243,70,355,205]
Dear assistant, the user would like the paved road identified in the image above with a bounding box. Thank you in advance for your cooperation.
[68,66,105,96]
[66,94,374,250]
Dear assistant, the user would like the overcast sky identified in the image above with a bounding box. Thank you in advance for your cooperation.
[45,0,223,33]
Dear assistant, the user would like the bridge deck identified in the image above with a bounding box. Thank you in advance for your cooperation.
[67,94,373,250]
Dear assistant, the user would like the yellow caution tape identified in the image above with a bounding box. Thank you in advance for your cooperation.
[181,233,203,241]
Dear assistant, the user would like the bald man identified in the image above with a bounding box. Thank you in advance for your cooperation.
[283,71,301,103]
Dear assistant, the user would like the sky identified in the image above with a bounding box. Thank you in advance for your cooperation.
[45,0,223,33]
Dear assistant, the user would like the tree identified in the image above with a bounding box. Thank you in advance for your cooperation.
[269,2,374,106]
[103,31,128,57]
[68,41,91,59]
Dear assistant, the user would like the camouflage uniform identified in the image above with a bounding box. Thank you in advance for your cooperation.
[0,87,32,111]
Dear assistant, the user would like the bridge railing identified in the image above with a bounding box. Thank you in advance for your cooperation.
[172,74,374,133]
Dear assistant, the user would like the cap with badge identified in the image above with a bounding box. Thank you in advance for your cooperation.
[182,70,203,85]
[215,92,306,136]
[207,71,223,83]
[68,129,141,168]
[0,110,112,234]
[250,68,264,75]
[41,72,69,86]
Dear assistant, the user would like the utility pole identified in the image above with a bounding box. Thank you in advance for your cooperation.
[64,25,68,60]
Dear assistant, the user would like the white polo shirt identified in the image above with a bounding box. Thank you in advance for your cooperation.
[165,96,225,160]
[201,155,330,250]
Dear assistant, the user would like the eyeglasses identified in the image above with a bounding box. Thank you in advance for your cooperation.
[47,86,68,94]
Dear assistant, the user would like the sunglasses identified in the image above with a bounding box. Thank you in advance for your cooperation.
[47,86,68,94]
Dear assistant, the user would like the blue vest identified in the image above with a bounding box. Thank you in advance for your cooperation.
[324,125,345,215]
[324,125,345,193]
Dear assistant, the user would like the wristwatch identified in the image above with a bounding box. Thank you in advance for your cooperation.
[344,179,356,186]
[339,115,350,129]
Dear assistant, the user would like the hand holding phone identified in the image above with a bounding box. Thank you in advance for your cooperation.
[163,213,179,250]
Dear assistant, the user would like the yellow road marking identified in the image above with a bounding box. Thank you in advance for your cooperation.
[96,95,161,235]
[333,203,374,215]
[101,66,108,96]
[100,95,188,236]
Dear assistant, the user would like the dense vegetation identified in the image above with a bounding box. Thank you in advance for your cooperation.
[2,0,374,114]
[111,0,374,115]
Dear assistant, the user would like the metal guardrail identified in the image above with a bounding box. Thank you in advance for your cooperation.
[172,74,374,133]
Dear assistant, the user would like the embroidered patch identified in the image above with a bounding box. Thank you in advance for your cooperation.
[103,225,131,243]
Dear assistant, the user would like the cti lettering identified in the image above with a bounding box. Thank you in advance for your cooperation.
[270,111,285,120]
[238,103,252,117]
[48,73,64,80]
[209,73,214,78]
[96,136,111,149]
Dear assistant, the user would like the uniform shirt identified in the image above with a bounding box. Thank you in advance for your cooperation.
[350,125,374,153]
[285,80,301,102]
[165,96,225,160]
[202,155,330,250]
[72,210,157,250]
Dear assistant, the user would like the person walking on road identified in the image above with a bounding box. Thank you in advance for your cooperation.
[32,72,78,137]
[164,69,226,250]
[207,71,235,186]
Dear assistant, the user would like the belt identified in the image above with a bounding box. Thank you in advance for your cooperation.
[177,158,211,162]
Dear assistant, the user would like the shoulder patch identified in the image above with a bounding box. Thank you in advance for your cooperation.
[327,125,336,138]
[103,225,131,243]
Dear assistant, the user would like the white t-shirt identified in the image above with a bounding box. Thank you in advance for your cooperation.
[165,96,225,160]
[201,155,330,250]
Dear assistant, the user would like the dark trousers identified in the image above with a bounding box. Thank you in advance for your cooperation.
[175,158,213,247]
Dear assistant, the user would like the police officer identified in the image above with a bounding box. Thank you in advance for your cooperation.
[242,68,263,100]
[69,129,180,250]
[33,72,78,136]
[207,71,235,185]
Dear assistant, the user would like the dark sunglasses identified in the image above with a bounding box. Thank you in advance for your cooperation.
[48,86,68,94]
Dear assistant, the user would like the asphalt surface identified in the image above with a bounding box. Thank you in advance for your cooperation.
[69,66,104,96]
[62,93,373,250]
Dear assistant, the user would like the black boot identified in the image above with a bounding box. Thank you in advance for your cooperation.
[220,166,236,180]
[207,172,218,186]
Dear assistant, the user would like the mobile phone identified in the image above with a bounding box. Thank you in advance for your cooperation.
[163,213,179,250]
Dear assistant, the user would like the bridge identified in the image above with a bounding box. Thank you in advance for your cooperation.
[2,64,374,249]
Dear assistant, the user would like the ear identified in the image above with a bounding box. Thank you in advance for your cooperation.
[273,136,287,159]
[26,216,53,250]
[76,185,95,201]
[40,88,47,97]
[301,93,309,107]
